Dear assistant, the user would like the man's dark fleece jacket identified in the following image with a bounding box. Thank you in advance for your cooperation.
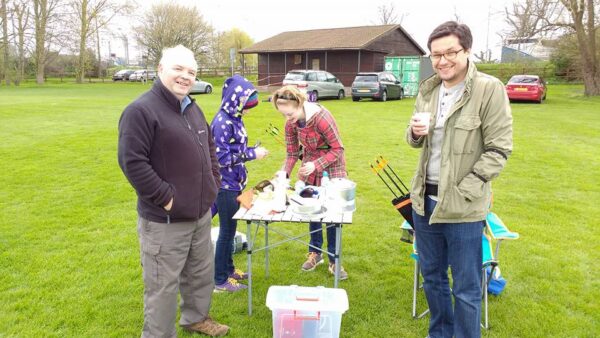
[118,79,220,223]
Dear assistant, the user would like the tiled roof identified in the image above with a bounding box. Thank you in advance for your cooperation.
[240,24,424,54]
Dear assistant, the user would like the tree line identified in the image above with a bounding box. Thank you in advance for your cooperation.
[0,1,256,85]
[0,1,597,95]
[502,0,598,95]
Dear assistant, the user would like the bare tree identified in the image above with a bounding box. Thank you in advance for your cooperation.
[204,31,226,69]
[505,0,599,95]
[560,0,599,95]
[134,3,213,66]
[453,6,462,22]
[474,50,495,63]
[33,0,63,84]
[67,0,131,83]
[503,0,565,41]
[93,16,101,78]
[375,3,404,25]
[1,0,9,85]
[11,0,30,85]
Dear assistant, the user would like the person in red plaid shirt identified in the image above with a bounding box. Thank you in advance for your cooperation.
[271,85,348,280]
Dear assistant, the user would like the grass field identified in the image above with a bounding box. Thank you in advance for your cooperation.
[1,80,599,337]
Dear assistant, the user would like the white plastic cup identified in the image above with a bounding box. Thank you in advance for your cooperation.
[413,112,431,134]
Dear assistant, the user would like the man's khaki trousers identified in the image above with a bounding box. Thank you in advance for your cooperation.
[137,211,214,338]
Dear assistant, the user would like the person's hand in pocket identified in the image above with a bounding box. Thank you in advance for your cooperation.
[164,198,173,211]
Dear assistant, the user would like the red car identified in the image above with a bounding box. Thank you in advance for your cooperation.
[505,75,547,103]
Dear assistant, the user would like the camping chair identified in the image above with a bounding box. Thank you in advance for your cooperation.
[403,212,519,329]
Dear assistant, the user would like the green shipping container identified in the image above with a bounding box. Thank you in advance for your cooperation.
[384,56,422,97]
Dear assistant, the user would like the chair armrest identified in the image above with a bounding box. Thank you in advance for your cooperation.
[486,212,520,240]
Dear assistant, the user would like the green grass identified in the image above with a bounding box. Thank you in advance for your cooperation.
[1,81,599,337]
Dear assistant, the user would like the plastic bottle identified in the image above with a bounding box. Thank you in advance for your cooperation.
[273,171,288,212]
[321,171,330,187]
[320,171,330,201]
[294,180,306,194]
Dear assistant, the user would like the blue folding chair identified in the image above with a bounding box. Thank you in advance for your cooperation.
[403,212,519,329]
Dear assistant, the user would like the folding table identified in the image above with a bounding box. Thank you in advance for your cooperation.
[232,204,353,315]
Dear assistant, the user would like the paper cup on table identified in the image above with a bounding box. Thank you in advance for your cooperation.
[414,112,431,135]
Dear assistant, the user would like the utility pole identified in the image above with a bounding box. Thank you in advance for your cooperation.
[122,35,129,66]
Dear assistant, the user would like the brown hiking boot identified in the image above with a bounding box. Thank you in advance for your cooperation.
[182,316,229,337]
[328,263,348,280]
[301,252,324,271]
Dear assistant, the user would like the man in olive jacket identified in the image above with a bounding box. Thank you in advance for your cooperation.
[406,22,512,338]
[118,45,228,337]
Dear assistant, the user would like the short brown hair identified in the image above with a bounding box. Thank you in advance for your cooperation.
[427,21,472,51]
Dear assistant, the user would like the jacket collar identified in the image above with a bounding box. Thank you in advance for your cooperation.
[151,78,195,113]
[304,102,321,123]
[419,60,477,100]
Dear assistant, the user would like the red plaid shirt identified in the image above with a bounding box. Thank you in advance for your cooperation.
[284,105,346,185]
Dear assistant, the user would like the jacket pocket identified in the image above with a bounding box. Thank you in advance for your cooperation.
[438,185,469,219]
[138,220,164,290]
[169,180,201,219]
[453,115,481,154]
[441,178,488,220]
[140,242,161,290]
[457,174,485,201]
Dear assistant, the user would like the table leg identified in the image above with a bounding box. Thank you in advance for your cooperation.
[246,220,253,316]
[265,222,269,278]
[334,224,342,288]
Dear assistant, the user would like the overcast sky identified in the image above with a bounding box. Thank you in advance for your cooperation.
[119,0,516,62]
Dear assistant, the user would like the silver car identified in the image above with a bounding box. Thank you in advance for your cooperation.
[282,70,345,100]
[129,70,157,82]
[190,78,213,94]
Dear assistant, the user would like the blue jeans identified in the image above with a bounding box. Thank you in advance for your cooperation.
[308,222,337,262]
[412,196,484,338]
[214,189,240,285]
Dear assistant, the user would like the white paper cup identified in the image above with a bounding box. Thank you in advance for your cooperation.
[414,112,431,134]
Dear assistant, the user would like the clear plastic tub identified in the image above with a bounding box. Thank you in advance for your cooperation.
[266,285,349,338]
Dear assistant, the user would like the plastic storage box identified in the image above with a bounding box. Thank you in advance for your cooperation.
[210,227,247,254]
[266,285,349,338]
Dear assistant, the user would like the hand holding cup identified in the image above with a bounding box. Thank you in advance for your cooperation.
[410,112,431,137]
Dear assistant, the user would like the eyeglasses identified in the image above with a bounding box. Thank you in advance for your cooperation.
[429,49,464,62]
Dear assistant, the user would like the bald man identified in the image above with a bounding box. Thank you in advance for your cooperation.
[118,45,228,337]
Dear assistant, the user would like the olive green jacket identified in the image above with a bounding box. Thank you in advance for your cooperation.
[406,61,513,223]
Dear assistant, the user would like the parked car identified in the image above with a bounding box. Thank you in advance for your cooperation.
[282,70,345,100]
[129,70,157,82]
[128,70,143,81]
[112,69,135,81]
[190,78,213,94]
[505,75,547,103]
[351,72,404,102]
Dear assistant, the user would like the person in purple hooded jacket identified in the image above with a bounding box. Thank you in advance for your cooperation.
[211,75,268,292]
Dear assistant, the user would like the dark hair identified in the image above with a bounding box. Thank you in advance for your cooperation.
[427,21,472,51]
